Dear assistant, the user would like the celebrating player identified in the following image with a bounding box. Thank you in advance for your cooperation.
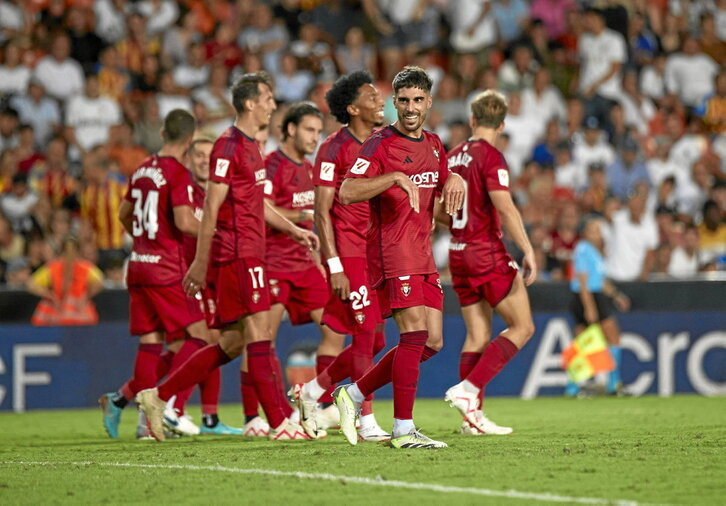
[288,72,390,442]
[262,102,344,436]
[333,66,465,449]
[443,90,536,434]
[99,109,210,439]
[137,72,318,441]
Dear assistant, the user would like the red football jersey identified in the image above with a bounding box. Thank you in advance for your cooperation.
[208,126,267,264]
[125,155,194,286]
[447,138,512,276]
[264,149,315,272]
[345,126,449,287]
[312,127,368,259]
[181,181,205,265]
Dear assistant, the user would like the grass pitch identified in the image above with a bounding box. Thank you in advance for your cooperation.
[1,395,724,505]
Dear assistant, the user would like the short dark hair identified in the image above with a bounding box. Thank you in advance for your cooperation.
[281,102,323,140]
[162,109,196,143]
[392,66,433,94]
[325,71,374,124]
[231,71,273,114]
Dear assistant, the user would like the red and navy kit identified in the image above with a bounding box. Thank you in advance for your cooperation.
[447,138,517,307]
[208,126,267,265]
[264,149,315,272]
[345,125,450,288]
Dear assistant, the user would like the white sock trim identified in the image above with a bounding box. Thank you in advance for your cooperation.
[359,413,377,430]
[347,383,365,404]
[461,379,480,395]
[303,378,326,401]
[392,418,415,437]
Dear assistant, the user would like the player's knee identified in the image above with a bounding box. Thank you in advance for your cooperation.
[517,318,535,343]
[426,333,443,352]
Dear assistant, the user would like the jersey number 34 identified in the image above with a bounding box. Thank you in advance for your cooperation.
[131,189,160,240]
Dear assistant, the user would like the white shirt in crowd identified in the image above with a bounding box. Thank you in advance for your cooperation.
[10,94,61,147]
[520,85,567,126]
[640,65,666,101]
[376,0,422,24]
[32,57,85,103]
[0,191,38,232]
[93,0,127,44]
[619,94,656,135]
[66,95,122,152]
[449,0,497,52]
[578,28,627,100]
[572,141,616,172]
[646,157,679,188]
[156,94,193,120]
[0,1,23,43]
[173,64,210,90]
[136,0,179,36]
[555,161,587,192]
[667,247,700,278]
[664,52,719,107]
[0,64,30,95]
[606,209,659,281]
[503,111,544,177]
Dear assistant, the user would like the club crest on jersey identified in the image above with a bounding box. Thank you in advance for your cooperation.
[215,158,230,177]
[320,162,335,181]
[270,280,279,297]
[400,282,411,297]
[252,291,261,303]
[350,158,370,175]
[432,148,440,161]
[355,312,366,325]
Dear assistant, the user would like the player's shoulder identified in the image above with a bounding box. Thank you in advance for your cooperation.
[422,129,444,148]
[212,126,250,157]
[264,149,289,178]
[360,125,395,157]
[320,127,358,160]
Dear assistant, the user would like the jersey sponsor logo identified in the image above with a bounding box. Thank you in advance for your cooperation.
[400,282,411,297]
[255,169,266,184]
[409,171,439,188]
[292,190,314,208]
[350,158,370,175]
[129,251,162,263]
[131,167,167,188]
[449,242,467,251]
[263,180,273,196]
[448,151,473,169]
[215,158,230,177]
[403,156,413,164]
[319,162,336,181]
[498,168,509,187]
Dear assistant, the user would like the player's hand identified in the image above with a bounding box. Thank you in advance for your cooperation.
[330,271,351,301]
[440,173,465,215]
[292,227,320,251]
[395,172,419,213]
[613,292,630,312]
[521,249,537,286]
[183,259,208,296]
[584,305,599,325]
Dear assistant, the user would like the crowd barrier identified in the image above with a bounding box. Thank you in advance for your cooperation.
[0,281,724,412]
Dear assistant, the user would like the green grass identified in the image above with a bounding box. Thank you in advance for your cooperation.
[1,396,724,505]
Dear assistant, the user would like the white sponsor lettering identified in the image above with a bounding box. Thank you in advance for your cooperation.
[497,168,509,187]
[409,171,439,188]
[448,152,473,169]
[215,158,230,177]
[320,162,335,181]
[130,252,162,264]
[131,167,167,188]
[13,344,62,413]
[292,190,314,208]
[350,158,370,175]
[449,242,467,251]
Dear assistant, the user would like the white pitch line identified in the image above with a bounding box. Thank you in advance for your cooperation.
[3,460,658,506]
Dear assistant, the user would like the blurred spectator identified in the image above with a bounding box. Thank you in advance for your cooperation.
[238,3,289,76]
[659,12,682,54]
[530,0,577,40]
[291,23,336,81]
[433,75,467,125]
[492,0,530,45]
[503,92,544,176]
[156,71,193,118]
[627,12,659,67]
[677,159,714,217]
[573,116,616,173]
[65,74,122,158]
[640,53,668,103]
[698,12,726,65]
[10,79,61,149]
[161,10,201,67]
[172,42,209,89]
[448,0,497,54]
[554,140,586,192]
[668,223,702,277]
[698,199,726,263]
[521,67,567,129]
[133,95,164,153]
[307,0,359,45]
[107,123,149,177]
[27,235,103,326]
[606,189,658,281]
[606,103,632,152]
[15,124,43,173]
[606,137,650,200]
[192,65,234,130]
[79,153,127,271]
[66,6,105,74]
[580,163,609,215]
[29,136,76,209]
[204,23,243,71]
[0,212,24,268]
[335,26,375,76]
[497,44,539,93]
[0,173,38,233]
[93,0,127,45]
[116,12,160,75]
[665,37,719,109]
[646,140,679,188]
[132,54,160,93]
[578,8,626,127]
[532,119,562,166]
[136,0,179,37]
[547,201,580,279]
[274,53,315,104]
[696,70,726,134]
[96,46,131,101]
[619,70,656,136]
[32,32,85,104]
[0,40,31,96]
[0,0,24,44]
[5,256,30,288]
[0,107,19,151]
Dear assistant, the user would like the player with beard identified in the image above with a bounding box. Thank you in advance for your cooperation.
[444,90,536,435]
[333,66,465,449]
[288,72,391,442]
[137,72,318,441]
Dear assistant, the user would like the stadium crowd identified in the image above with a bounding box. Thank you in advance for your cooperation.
[0,0,725,291]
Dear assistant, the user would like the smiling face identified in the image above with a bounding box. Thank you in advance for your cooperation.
[251,83,277,129]
[190,141,212,183]
[393,86,432,136]
[351,83,385,127]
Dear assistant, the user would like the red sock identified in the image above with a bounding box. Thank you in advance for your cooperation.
[466,336,518,390]
[316,347,352,391]
[373,323,386,355]
[240,371,259,417]
[166,338,207,414]
[270,347,293,418]
[392,330,428,420]
[200,367,221,415]
[247,341,286,428]
[459,351,483,408]
[358,344,437,397]
[158,344,231,401]
[156,350,175,380]
[316,354,336,403]
[351,329,375,415]
[133,343,163,390]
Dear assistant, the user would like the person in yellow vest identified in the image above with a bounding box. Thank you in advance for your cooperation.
[27,235,104,326]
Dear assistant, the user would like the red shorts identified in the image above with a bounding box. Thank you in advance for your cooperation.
[213,258,271,326]
[452,262,518,307]
[377,273,443,319]
[268,265,329,326]
[129,284,204,337]
[322,257,382,335]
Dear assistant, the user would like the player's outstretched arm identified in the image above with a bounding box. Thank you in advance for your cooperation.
[173,205,200,237]
[183,180,228,296]
[340,172,419,212]
[490,190,537,285]
[439,172,465,215]
[264,199,320,251]
[315,185,350,300]
[265,197,313,224]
